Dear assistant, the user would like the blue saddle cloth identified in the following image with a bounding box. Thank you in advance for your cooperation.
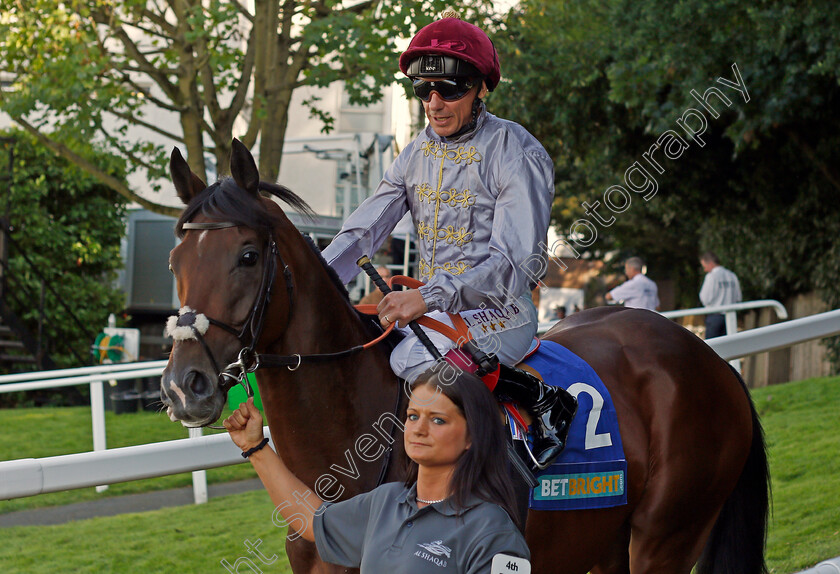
[521,340,628,511]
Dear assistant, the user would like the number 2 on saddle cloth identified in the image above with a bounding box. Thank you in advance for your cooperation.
[354,274,530,433]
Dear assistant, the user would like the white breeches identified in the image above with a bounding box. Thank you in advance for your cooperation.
[390,294,538,383]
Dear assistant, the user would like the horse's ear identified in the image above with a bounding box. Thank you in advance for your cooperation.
[170,147,207,205]
[230,138,260,196]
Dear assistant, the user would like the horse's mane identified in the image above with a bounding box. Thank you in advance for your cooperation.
[175,177,349,301]
[301,233,349,301]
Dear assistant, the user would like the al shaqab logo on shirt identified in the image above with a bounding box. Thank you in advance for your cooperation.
[415,540,452,567]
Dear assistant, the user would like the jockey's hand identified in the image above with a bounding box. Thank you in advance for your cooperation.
[378,289,428,328]
[223,397,265,452]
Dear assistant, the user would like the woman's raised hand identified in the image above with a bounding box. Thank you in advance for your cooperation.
[223,397,265,452]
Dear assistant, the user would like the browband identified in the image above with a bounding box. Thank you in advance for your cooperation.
[182,221,238,230]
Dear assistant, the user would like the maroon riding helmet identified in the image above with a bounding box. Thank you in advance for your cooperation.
[399,15,501,92]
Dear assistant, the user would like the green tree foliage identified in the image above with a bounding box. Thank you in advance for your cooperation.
[489,0,840,326]
[0,130,127,379]
[0,0,453,216]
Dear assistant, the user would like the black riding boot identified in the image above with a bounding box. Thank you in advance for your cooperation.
[494,364,578,470]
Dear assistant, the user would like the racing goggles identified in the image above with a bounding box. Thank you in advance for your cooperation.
[412,78,477,102]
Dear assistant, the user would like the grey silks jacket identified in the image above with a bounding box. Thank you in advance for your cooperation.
[322,103,555,316]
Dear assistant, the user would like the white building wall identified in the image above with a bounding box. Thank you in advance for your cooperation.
[277,80,411,219]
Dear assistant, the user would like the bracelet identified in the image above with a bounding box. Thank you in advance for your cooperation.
[242,437,270,459]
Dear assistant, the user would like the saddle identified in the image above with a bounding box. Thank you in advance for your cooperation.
[356,276,520,415]
[355,275,577,473]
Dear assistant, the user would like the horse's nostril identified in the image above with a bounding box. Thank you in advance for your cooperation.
[188,371,211,397]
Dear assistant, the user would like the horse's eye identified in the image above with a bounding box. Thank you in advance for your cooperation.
[240,250,259,266]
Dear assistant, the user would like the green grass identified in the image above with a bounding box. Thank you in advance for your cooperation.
[1,490,293,574]
[753,375,840,572]
[1,376,839,573]
[0,406,257,514]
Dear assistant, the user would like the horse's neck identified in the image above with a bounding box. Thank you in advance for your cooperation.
[260,233,400,492]
[266,216,374,352]
[284,259,377,354]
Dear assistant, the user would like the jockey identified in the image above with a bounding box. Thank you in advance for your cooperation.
[322,12,576,469]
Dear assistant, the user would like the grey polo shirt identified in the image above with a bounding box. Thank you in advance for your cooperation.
[608,273,659,310]
[313,482,529,573]
[699,265,742,307]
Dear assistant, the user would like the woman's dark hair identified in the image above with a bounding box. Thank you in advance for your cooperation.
[403,366,521,528]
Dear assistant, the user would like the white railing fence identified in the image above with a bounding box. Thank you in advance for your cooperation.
[2,308,840,504]
[539,299,790,372]
[1,426,272,500]
[0,360,172,495]
[538,299,787,337]
[660,298,788,322]
[705,309,840,361]
[0,360,170,490]
[661,299,789,372]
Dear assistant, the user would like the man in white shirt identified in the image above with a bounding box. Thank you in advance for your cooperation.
[605,257,660,311]
[699,252,742,338]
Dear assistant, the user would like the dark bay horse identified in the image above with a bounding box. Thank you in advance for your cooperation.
[161,139,769,574]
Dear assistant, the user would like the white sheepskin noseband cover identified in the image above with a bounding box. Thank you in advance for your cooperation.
[165,306,210,341]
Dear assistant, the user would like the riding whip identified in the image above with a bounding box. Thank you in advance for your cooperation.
[356,256,539,489]
[357,256,443,360]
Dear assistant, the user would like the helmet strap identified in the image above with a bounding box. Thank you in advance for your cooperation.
[445,93,484,140]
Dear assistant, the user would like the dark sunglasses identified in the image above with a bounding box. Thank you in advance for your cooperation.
[412,78,477,102]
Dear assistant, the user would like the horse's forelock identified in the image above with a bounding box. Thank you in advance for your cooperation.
[175,178,273,239]
[173,176,349,302]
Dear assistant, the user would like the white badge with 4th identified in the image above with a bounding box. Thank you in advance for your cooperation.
[491,554,530,574]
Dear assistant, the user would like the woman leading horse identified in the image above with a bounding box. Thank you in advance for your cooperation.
[161,139,769,574]
[223,368,530,572]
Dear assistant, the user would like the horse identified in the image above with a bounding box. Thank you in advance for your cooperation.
[161,139,769,574]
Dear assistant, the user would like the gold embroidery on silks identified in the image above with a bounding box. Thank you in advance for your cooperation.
[419,141,483,165]
[416,140,483,280]
[447,146,482,165]
[416,220,473,251]
[416,220,434,242]
[416,185,476,208]
[420,140,443,158]
[436,225,473,247]
[415,183,435,203]
[419,258,472,280]
[446,188,477,207]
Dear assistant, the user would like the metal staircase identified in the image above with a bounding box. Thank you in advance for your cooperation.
[0,325,32,364]
[0,137,68,373]
[0,298,54,371]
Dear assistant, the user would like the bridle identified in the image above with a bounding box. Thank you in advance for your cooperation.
[172,221,291,399]
[170,218,402,485]
[169,219,397,425]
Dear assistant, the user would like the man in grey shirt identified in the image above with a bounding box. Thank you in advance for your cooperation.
[605,257,660,311]
[699,251,742,338]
